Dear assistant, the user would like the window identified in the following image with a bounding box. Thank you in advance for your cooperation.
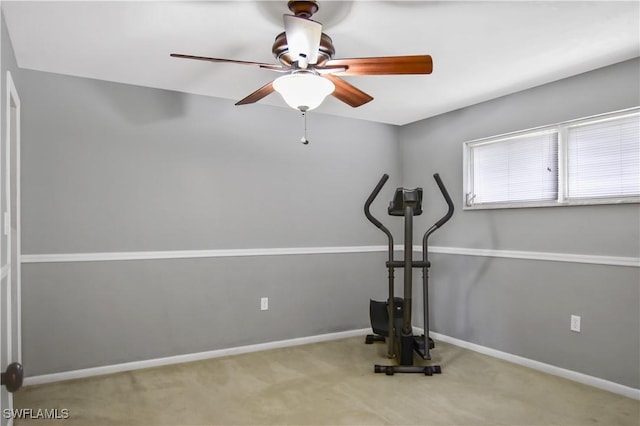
[566,113,639,200]
[464,107,640,209]
[468,130,558,205]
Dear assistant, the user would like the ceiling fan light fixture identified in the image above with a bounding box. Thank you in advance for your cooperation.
[273,73,335,111]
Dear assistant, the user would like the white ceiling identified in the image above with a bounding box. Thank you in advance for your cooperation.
[3,1,639,125]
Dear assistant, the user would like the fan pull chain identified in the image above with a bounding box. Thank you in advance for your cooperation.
[300,109,309,145]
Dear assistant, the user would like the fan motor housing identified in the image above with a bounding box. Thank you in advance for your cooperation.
[287,0,319,18]
[272,32,335,66]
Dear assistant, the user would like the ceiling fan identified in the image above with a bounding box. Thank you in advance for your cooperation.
[171,0,433,112]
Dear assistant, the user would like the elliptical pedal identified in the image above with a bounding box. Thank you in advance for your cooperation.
[365,334,385,344]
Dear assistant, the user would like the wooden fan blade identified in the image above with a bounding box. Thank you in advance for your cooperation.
[235,81,275,105]
[324,74,373,108]
[323,55,432,76]
[170,54,285,71]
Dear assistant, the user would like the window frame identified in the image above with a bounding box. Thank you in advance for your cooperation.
[463,107,640,210]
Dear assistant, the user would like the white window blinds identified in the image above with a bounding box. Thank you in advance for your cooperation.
[567,112,640,199]
[470,130,558,205]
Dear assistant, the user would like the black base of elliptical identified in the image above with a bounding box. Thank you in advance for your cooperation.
[374,364,442,376]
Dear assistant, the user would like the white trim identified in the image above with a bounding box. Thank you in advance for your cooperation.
[427,246,640,268]
[20,246,389,263]
[429,331,640,400]
[20,245,639,268]
[0,10,5,424]
[558,123,568,203]
[23,328,369,386]
[462,195,640,210]
[6,71,21,364]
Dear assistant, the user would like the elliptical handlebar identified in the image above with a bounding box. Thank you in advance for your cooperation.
[364,174,389,228]
[364,174,394,258]
[432,173,454,230]
[423,173,454,255]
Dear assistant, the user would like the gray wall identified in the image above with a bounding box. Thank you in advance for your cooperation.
[20,72,401,253]
[22,253,391,373]
[18,69,402,376]
[399,58,640,388]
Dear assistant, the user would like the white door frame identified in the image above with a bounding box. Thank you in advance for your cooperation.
[1,69,22,426]
[6,71,21,364]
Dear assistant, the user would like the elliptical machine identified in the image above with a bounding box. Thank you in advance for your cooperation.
[364,173,454,375]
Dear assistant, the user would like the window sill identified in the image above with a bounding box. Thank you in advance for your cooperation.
[463,196,640,210]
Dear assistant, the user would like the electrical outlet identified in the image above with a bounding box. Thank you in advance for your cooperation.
[261,297,269,311]
[570,315,581,332]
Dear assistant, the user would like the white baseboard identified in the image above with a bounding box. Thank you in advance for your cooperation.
[428,330,640,400]
[24,327,639,401]
[23,328,369,387]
